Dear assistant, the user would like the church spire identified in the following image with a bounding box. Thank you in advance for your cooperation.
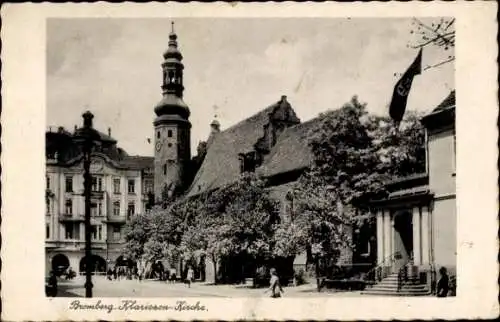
[154,21,190,121]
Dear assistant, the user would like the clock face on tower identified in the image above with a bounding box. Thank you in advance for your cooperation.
[155,141,163,152]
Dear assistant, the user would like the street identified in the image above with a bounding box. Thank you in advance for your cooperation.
[56,276,363,298]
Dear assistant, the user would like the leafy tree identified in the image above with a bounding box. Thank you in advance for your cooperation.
[123,212,153,261]
[180,173,279,283]
[279,96,425,288]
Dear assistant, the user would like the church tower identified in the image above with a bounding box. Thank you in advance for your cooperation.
[153,22,191,203]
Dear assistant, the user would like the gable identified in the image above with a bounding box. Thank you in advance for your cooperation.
[186,96,301,197]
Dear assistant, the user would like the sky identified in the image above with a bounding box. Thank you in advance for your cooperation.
[47,18,454,157]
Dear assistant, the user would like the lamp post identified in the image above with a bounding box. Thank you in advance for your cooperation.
[74,111,100,298]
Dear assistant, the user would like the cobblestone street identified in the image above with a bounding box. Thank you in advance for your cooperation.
[56,276,363,298]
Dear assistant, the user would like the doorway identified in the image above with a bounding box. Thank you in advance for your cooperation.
[393,210,413,270]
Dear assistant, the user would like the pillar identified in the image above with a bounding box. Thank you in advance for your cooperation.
[412,206,421,265]
[383,210,391,261]
[376,209,384,265]
[420,205,430,266]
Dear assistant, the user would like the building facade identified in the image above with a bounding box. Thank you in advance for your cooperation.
[45,126,153,276]
[367,91,456,295]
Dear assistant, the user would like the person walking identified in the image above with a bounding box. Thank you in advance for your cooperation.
[170,267,177,283]
[436,266,450,297]
[265,268,284,298]
[186,266,194,288]
[46,270,58,297]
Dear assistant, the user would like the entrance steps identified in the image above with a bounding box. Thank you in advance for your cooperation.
[362,273,431,296]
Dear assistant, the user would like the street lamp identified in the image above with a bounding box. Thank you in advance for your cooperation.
[74,111,100,298]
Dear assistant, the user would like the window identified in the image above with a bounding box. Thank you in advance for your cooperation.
[91,225,97,240]
[163,164,167,175]
[46,176,50,190]
[46,224,50,239]
[65,223,73,239]
[46,199,51,214]
[92,177,103,192]
[168,130,173,138]
[239,152,256,173]
[65,176,73,193]
[98,225,102,240]
[113,201,121,216]
[168,143,172,147]
[90,201,103,216]
[128,179,135,194]
[113,226,121,240]
[113,178,121,194]
[157,130,160,139]
[65,199,73,215]
[144,180,153,194]
[127,202,135,218]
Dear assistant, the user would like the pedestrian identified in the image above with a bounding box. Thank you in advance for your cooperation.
[46,270,58,297]
[264,268,284,298]
[165,268,170,283]
[436,266,449,297]
[186,266,194,288]
[170,267,177,283]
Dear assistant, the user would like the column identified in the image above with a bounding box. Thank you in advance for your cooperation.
[420,205,430,266]
[376,210,384,265]
[412,206,421,265]
[383,210,391,261]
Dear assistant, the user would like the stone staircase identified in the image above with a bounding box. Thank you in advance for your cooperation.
[362,272,431,296]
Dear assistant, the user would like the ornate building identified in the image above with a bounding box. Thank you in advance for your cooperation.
[45,123,153,276]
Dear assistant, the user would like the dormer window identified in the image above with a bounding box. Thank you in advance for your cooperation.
[239,151,257,173]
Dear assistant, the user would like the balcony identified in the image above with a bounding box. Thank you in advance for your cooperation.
[103,216,127,224]
[91,190,105,199]
[59,214,84,222]
[45,240,107,250]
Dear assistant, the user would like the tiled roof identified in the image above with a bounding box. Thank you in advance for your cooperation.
[431,90,455,113]
[119,156,154,170]
[186,105,276,196]
[186,97,301,197]
[257,119,318,177]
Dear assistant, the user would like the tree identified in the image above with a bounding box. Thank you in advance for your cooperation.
[408,18,455,71]
[180,173,280,283]
[123,212,154,261]
[281,96,426,289]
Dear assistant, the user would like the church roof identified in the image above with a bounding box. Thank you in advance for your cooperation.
[257,119,318,178]
[186,98,319,197]
[186,104,277,196]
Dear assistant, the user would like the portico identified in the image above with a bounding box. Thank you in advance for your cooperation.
[371,173,435,284]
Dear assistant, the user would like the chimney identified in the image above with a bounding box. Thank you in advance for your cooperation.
[57,126,64,133]
[108,127,112,137]
[281,95,287,102]
[74,125,77,132]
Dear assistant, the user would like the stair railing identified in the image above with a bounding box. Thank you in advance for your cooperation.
[397,258,415,292]
[364,251,402,283]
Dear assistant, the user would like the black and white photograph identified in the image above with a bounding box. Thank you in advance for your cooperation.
[1,2,498,321]
[44,16,456,299]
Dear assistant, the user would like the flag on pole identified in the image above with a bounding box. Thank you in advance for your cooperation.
[389,49,422,123]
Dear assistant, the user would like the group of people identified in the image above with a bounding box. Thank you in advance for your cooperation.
[104,263,197,287]
[106,265,139,281]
